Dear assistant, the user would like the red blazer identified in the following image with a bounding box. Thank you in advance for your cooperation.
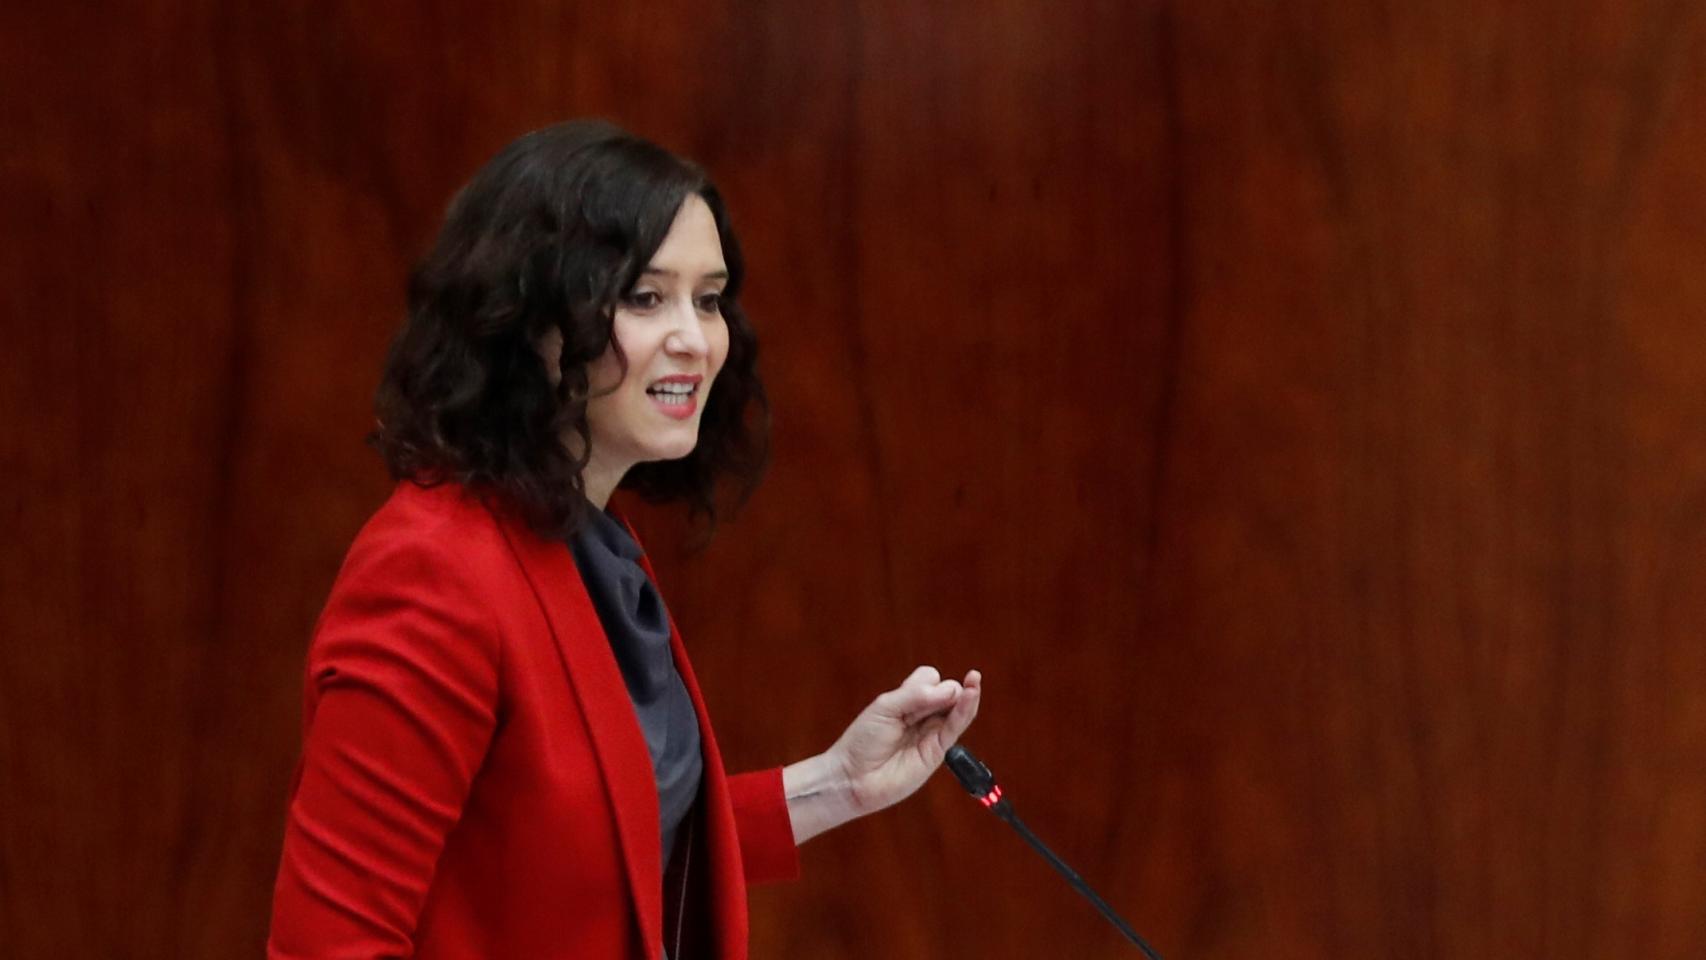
[268,481,798,959]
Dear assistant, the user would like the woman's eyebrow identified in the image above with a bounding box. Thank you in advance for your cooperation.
[641,267,730,281]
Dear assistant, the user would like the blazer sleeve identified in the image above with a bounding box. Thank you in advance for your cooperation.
[726,767,801,884]
[268,532,502,959]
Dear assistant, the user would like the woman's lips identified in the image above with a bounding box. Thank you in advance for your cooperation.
[649,391,697,419]
[647,375,702,420]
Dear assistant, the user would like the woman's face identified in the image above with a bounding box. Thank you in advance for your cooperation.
[583,194,731,474]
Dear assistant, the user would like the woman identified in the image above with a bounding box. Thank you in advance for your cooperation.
[267,120,982,959]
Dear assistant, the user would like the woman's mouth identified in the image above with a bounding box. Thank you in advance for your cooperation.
[646,376,701,419]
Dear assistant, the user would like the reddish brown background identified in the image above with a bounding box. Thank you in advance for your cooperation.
[5,2,1706,957]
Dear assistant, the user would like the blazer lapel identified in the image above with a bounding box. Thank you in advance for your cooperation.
[494,508,663,959]
[662,616,748,960]
[628,539,748,960]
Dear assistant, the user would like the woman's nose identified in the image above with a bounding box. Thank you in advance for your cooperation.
[665,298,710,355]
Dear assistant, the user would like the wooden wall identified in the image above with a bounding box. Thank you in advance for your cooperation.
[5,2,1706,957]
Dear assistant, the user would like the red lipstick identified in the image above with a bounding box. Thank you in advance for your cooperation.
[646,374,702,420]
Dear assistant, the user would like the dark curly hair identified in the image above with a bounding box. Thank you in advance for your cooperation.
[372,120,768,538]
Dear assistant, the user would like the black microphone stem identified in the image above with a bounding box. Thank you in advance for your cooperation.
[991,804,1164,960]
[944,745,1165,959]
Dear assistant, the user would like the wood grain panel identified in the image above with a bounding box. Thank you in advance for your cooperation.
[4,1,1705,957]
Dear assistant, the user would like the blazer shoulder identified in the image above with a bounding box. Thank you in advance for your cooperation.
[329,482,521,591]
[360,481,506,546]
[311,482,517,668]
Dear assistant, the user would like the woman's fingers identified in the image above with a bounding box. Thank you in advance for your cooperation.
[874,665,958,721]
[934,671,982,749]
[832,666,987,815]
[868,665,984,759]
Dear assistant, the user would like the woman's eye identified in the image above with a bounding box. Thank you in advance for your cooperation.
[625,290,663,310]
[695,293,724,314]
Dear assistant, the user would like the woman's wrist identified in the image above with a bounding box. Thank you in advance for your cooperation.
[781,751,861,845]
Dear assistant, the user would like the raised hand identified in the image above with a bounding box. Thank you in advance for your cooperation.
[782,666,983,844]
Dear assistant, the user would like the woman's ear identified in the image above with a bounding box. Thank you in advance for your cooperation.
[535,326,564,388]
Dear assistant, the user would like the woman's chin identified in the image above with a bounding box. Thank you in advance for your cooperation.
[641,437,700,464]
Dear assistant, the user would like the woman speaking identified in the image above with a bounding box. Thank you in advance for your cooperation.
[266,120,982,959]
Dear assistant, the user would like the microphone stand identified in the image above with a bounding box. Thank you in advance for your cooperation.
[944,745,1166,960]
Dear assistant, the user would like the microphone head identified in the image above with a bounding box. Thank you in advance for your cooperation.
[944,744,998,798]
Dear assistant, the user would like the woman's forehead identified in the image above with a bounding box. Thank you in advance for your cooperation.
[646,197,726,278]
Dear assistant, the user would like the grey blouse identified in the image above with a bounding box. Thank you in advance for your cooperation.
[568,505,704,867]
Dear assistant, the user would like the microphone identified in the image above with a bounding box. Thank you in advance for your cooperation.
[944,745,1165,960]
